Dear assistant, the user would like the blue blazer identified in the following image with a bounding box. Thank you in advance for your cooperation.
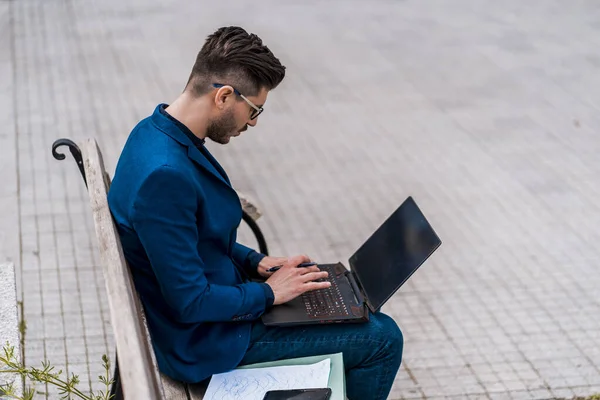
[108,104,271,383]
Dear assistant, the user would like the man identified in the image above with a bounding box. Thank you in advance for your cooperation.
[108,26,403,400]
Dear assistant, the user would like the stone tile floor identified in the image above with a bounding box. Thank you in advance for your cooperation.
[1,0,600,398]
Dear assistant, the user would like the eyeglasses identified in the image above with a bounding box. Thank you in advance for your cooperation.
[212,83,264,120]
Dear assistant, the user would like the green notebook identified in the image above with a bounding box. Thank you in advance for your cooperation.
[238,352,346,400]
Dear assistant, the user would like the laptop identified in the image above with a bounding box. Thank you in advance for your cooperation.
[261,196,442,327]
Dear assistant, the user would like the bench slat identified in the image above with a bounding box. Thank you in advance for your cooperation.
[138,302,190,399]
[160,375,189,400]
[187,383,208,399]
[82,139,165,400]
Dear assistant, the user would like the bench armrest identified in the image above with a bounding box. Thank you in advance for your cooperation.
[236,191,262,221]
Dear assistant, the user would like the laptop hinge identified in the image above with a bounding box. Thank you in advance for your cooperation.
[345,271,365,305]
[347,270,377,313]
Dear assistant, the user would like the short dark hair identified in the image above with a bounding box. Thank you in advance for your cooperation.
[185,26,286,97]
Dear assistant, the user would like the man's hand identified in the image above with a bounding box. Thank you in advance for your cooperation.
[263,255,331,305]
[257,254,310,278]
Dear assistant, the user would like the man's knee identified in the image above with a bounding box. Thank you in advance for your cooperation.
[373,312,404,361]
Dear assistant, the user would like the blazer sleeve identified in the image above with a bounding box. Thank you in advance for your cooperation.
[131,165,269,323]
[231,242,266,279]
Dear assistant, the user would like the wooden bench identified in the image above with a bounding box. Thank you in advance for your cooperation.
[52,137,271,399]
[0,262,24,398]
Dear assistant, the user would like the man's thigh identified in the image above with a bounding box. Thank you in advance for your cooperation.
[239,312,401,369]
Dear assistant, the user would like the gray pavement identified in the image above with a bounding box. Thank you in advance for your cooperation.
[2,0,600,399]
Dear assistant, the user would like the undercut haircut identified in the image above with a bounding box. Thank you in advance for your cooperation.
[185,26,286,97]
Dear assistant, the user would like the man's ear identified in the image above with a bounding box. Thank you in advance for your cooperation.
[214,85,235,110]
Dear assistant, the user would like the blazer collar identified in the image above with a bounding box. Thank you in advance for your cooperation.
[150,104,231,188]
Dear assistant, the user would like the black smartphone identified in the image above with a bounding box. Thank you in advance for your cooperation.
[262,388,332,400]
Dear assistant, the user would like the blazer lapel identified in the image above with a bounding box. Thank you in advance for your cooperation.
[186,145,231,188]
[151,107,232,188]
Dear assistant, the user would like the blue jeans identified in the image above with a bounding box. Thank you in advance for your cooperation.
[239,312,403,400]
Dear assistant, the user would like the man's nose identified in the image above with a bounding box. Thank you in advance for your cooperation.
[247,117,258,127]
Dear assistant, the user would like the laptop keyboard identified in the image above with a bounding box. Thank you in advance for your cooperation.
[301,265,350,318]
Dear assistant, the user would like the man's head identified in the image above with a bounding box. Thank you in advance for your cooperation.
[184,26,286,144]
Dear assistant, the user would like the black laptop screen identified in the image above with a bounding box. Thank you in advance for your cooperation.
[348,197,441,312]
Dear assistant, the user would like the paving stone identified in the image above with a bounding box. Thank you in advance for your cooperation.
[3,0,600,398]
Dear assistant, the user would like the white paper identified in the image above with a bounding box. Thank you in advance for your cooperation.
[203,359,331,400]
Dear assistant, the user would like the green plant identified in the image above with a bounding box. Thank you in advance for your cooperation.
[0,343,114,400]
[16,301,26,363]
[17,300,27,391]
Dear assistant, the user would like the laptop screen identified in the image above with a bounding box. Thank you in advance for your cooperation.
[348,196,441,312]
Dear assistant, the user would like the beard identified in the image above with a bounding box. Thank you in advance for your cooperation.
[206,108,242,145]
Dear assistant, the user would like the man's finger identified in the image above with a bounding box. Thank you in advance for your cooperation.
[298,266,320,274]
[301,271,328,282]
[303,281,331,292]
[288,254,311,265]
